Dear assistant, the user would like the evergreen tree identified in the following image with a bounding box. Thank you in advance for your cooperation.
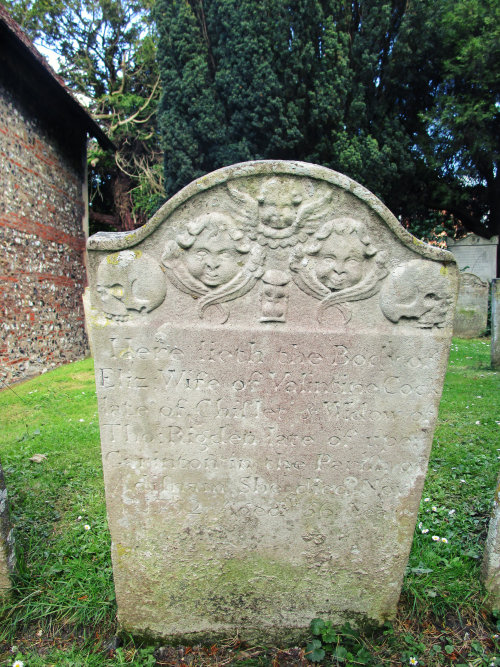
[156,0,498,256]
[155,1,442,209]
[422,0,499,245]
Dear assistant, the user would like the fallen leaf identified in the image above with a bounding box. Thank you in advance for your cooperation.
[30,453,47,463]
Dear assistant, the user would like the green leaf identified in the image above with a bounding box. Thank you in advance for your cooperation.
[410,567,434,574]
[306,640,326,663]
[356,647,373,663]
[335,645,348,661]
[321,628,338,643]
[310,618,326,635]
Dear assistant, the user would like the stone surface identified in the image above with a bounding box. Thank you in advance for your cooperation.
[492,279,500,370]
[85,161,459,642]
[0,463,15,598]
[447,234,498,284]
[453,272,489,338]
[482,473,500,612]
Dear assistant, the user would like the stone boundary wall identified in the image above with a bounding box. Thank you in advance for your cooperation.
[0,82,88,384]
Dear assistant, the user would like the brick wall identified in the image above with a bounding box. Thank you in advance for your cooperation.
[0,82,88,384]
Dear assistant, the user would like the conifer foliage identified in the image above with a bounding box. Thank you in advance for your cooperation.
[155,0,498,252]
[155,1,438,204]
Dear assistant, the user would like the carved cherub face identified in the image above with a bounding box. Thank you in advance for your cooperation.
[185,229,242,287]
[315,234,367,290]
[257,180,302,231]
[310,219,377,292]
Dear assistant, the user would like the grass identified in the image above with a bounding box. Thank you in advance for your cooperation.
[0,339,499,665]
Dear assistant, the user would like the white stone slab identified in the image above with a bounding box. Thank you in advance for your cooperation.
[447,234,498,283]
[0,464,15,598]
[483,473,500,612]
[86,161,458,642]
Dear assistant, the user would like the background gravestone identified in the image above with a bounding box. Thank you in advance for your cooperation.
[0,463,15,598]
[492,279,500,370]
[85,161,458,642]
[482,473,500,612]
[453,272,489,338]
[447,234,498,284]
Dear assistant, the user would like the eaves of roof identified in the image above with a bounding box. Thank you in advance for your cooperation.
[0,3,115,152]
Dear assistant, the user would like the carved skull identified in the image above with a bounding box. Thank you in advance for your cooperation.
[380,260,454,329]
[96,251,166,321]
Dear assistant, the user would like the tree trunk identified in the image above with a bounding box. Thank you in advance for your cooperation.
[112,173,140,232]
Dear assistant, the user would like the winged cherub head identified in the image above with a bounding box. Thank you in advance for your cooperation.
[256,179,303,234]
[226,177,333,248]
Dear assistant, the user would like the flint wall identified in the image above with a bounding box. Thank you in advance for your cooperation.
[0,82,88,384]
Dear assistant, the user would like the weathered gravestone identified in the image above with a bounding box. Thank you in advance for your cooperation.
[85,161,458,642]
[453,272,489,338]
[492,279,500,370]
[0,463,15,598]
[482,473,500,612]
[447,234,498,284]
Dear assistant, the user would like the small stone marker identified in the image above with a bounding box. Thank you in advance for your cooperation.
[447,233,498,283]
[0,463,15,597]
[492,279,500,370]
[453,272,489,338]
[482,474,500,612]
[85,161,458,641]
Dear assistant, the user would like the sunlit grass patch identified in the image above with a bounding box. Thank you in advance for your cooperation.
[0,359,113,647]
[404,338,500,621]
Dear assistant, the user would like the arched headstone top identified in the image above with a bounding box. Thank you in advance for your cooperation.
[87,161,457,330]
[88,160,455,264]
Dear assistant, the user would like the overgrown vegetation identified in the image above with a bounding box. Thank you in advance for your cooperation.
[0,338,499,665]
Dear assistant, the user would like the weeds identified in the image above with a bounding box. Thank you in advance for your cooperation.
[305,619,374,663]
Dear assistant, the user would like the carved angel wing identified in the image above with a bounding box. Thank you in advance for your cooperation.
[289,251,330,301]
[295,187,333,234]
[226,183,259,231]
